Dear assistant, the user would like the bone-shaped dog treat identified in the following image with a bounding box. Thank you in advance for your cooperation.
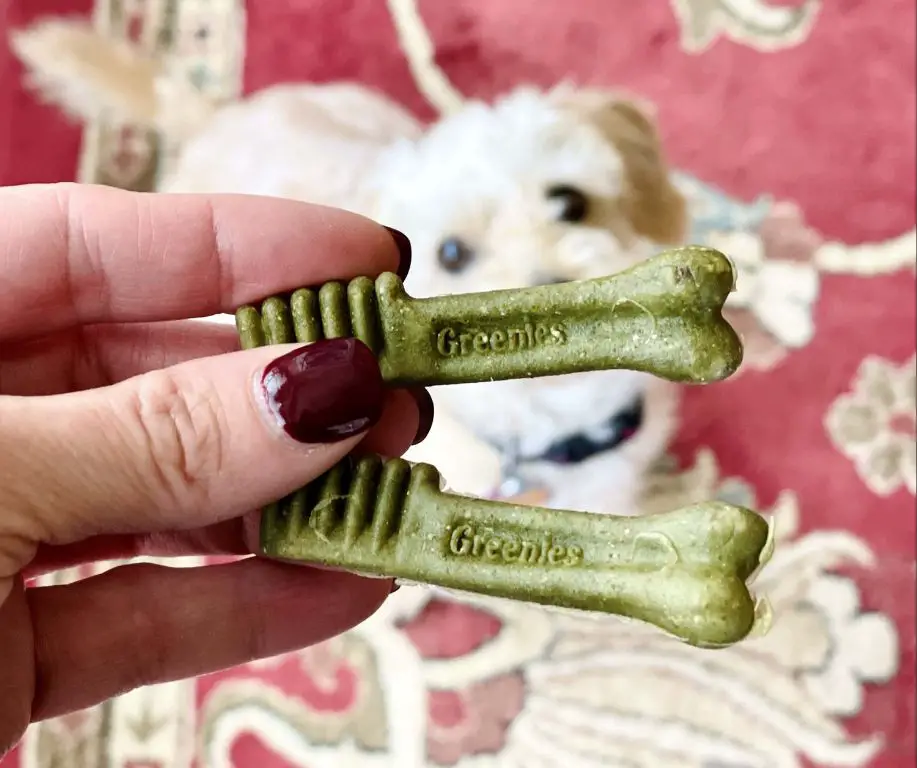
[262,456,774,649]
[235,246,743,385]
[236,245,772,647]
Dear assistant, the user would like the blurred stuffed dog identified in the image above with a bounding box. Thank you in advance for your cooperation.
[12,19,686,514]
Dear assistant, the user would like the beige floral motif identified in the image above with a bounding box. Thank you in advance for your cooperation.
[803,575,900,716]
[199,633,389,761]
[17,706,110,768]
[670,0,821,53]
[815,228,917,276]
[825,355,917,496]
[77,0,246,188]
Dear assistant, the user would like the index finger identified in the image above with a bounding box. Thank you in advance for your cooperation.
[0,183,408,339]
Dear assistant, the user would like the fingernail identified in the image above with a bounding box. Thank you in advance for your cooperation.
[384,226,412,280]
[260,339,384,444]
[408,387,434,445]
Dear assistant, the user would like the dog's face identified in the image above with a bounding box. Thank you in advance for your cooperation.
[371,87,686,512]
[371,86,686,293]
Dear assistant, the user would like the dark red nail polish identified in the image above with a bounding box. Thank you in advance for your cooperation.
[389,581,401,593]
[384,226,412,280]
[260,339,384,444]
[408,387,435,445]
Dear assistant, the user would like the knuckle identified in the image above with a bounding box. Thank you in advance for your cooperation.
[128,369,226,510]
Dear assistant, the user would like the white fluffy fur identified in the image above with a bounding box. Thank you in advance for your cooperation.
[10,19,684,514]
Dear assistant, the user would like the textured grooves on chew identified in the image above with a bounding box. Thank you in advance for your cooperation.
[265,456,414,553]
[236,276,383,351]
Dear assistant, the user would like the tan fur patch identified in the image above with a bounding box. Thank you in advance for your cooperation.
[553,88,688,245]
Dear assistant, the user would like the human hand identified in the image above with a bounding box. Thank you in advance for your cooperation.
[0,183,431,755]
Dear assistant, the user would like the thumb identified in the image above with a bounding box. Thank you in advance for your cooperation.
[0,338,388,548]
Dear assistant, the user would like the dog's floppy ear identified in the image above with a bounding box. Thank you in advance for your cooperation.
[551,87,688,245]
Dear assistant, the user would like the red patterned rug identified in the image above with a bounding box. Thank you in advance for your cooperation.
[1,1,915,766]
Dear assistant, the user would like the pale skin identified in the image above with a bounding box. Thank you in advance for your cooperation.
[0,183,423,755]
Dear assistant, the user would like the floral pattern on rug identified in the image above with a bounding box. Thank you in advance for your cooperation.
[76,0,245,190]
[669,0,822,52]
[825,355,917,497]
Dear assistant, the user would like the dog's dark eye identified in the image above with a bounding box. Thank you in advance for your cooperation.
[437,237,475,273]
[546,184,589,223]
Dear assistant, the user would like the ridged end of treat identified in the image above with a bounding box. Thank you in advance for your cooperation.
[232,276,385,352]
[260,456,435,561]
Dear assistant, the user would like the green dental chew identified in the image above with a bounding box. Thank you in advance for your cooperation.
[235,246,743,385]
[263,455,774,649]
[237,245,773,647]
